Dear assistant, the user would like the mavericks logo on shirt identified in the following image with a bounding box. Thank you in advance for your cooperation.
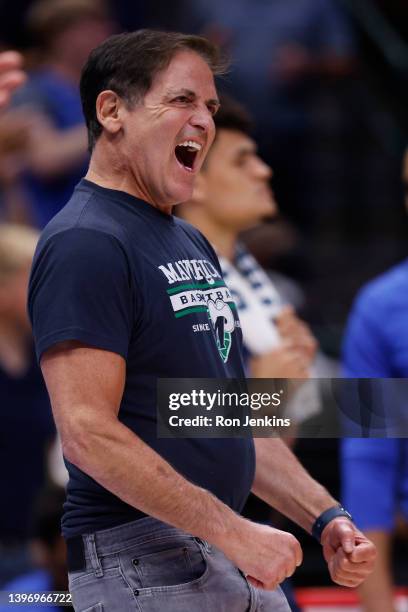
[158,259,237,362]
[207,298,235,362]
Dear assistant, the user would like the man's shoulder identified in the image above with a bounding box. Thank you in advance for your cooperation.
[174,216,220,266]
[39,183,130,252]
[355,259,408,314]
[174,214,203,238]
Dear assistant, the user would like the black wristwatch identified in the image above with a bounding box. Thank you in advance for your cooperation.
[312,505,353,543]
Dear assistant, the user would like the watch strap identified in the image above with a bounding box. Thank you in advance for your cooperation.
[312,505,353,543]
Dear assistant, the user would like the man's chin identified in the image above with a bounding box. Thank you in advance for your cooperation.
[170,182,195,206]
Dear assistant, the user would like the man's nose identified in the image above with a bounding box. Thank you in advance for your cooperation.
[189,105,214,132]
[254,156,273,180]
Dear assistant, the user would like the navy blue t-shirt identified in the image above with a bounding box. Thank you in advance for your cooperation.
[28,179,255,538]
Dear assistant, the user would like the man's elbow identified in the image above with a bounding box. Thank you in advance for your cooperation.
[58,410,103,469]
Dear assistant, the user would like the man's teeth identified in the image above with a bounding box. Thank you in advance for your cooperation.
[178,140,202,151]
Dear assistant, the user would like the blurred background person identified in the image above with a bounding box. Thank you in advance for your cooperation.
[340,148,408,612]
[0,224,55,586]
[12,0,115,228]
[0,49,33,224]
[0,485,72,611]
[0,109,33,225]
[0,51,26,110]
[178,95,318,389]
[183,0,408,364]
[188,0,357,343]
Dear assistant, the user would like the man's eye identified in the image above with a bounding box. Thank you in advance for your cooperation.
[235,156,249,168]
[207,104,219,116]
[173,96,189,103]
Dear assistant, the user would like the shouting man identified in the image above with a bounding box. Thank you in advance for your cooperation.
[29,30,375,611]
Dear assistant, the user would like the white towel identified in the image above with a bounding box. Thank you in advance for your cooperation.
[219,244,321,423]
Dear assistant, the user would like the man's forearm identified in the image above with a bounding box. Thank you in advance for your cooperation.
[252,438,338,533]
[62,412,239,546]
[29,124,88,178]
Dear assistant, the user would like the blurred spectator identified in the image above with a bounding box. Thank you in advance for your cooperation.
[12,0,114,227]
[0,485,72,611]
[0,51,26,111]
[340,149,408,611]
[0,224,55,586]
[189,1,408,359]
[178,95,317,386]
[184,0,364,349]
[0,49,34,224]
[0,109,36,224]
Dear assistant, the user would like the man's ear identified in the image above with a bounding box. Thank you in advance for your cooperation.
[95,90,123,136]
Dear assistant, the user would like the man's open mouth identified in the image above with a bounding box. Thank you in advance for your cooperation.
[174,140,202,172]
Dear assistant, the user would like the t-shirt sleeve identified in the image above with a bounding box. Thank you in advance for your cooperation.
[28,228,134,362]
[342,289,391,377]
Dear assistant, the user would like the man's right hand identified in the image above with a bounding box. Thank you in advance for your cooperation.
[218,516,303,590]
[250,343,310,379]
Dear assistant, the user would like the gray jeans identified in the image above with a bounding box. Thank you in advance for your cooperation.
[68,517,291,612]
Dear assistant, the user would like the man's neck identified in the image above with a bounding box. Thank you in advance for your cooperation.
[183,212,237,262]
[85,153,173,215]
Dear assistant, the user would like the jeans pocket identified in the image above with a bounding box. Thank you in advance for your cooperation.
[69,566,121,588]
[80,604,103,612]
[121,538,209,594]
[69,570,95,587]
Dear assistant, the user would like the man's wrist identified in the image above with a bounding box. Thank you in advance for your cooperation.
[312,505,353,543]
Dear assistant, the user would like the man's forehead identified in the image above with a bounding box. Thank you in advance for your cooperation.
[216,129,257,154]
[152,50,217,95]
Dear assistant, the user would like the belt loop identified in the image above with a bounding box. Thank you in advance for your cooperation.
[85,533,104,578]
[203,540,212,554]
[195,537,212,554]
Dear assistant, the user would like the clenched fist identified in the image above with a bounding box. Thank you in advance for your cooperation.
[220,517,303,591]
[321,517,377,587]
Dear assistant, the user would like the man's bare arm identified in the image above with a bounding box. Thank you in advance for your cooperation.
[253,438,376,586]
[253,438,336,531]
[41,342,234,541]
[41,342,302,590]
[27,119,88,179]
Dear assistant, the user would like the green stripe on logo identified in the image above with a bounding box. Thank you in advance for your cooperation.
[167,281,226,295]
[174,306,209,318]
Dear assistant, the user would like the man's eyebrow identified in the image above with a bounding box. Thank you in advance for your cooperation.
[166,88,196,98]
[236,143,257,156]
[207,97,221,107]
[166,88,220,106]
